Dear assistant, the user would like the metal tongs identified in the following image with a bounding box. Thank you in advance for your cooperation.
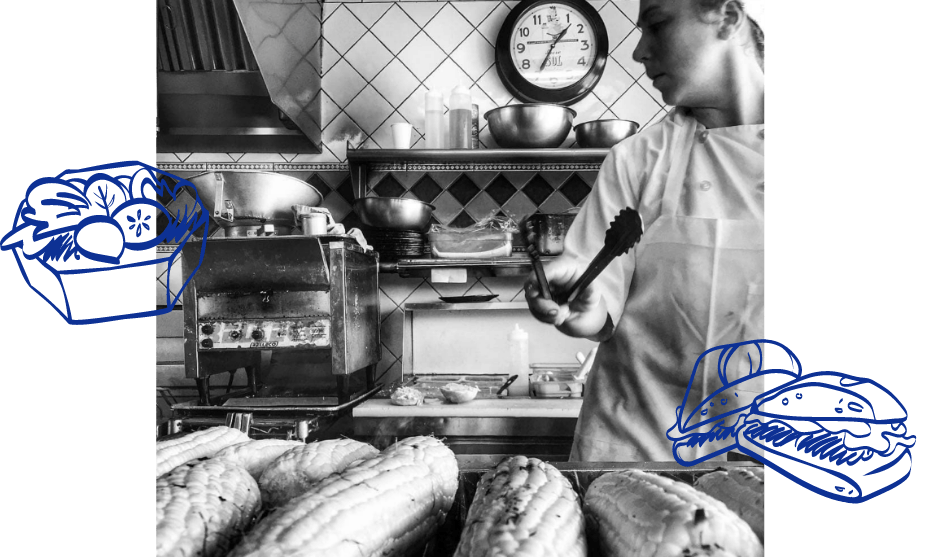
[522,208,644,305]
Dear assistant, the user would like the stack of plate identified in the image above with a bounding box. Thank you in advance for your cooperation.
[363,227,425,260]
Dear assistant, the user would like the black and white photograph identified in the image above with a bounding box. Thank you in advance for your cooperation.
[1,1,925,556]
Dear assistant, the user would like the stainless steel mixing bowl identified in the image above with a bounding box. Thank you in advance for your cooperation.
[573,119,640,148]
[484,104,577,148]
[354,197,435,231]
[186,171,323,228]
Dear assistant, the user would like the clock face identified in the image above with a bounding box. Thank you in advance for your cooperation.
[495,0,608,104]
[509,4,597,90]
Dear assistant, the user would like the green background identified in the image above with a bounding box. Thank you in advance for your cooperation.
[0,0,929,556]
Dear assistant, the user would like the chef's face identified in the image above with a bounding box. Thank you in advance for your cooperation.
[633,0,730,107]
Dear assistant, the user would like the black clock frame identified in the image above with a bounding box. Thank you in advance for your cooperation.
[495,0,610,105]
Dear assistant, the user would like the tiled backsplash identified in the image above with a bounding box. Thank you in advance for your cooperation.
[157,0,665,165]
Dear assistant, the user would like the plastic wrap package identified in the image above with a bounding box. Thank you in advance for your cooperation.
[427,216,518,259]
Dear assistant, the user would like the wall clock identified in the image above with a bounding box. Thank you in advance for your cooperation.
[495,0,609,105]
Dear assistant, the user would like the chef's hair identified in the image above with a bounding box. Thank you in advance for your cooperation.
[696,0,764,69]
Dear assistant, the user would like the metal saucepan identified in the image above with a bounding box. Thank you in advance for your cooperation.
[186,171,323,233]
[574,119,640,148]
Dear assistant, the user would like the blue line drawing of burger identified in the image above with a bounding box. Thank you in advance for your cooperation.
[667,340,917,503]
[1,161,208,324]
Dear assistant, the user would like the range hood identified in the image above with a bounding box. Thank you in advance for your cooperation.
[156,0,322,154]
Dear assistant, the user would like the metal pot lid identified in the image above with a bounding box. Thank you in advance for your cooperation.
[186,171,323,228]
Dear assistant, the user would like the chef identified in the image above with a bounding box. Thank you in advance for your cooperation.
[525,0,765,462]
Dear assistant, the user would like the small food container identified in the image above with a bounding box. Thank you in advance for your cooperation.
[529,364,585,398]
[526,212,578,255]
[427,230,513,259]
[439,382,481,404]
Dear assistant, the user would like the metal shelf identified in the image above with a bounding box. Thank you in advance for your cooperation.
[347,147,609,164]
[347,145,609,198]
[402,301,528,311]
[378,255,556,277]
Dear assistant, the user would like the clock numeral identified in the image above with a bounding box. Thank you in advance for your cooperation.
[516,43,525,53]
[578,56,586,66]
[521,59,531,69]
[566,13,571,23]
[576,23,585,34]
[519,27,530,37]
[581,40,589,51]
[533,14,542,25]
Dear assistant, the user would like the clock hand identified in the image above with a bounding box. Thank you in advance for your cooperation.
[539,28,569,71]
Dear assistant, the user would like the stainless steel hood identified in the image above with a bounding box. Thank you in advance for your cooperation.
[156,0,322,154]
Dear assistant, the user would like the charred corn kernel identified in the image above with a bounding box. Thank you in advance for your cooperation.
[213,439,305,481]
[258,438,379,507]
[695,467,764,543]
[156,458,261,557]
[228,436,459,557]
[156,426,250,477]
[453,456,586,557]
[584,469,762,557]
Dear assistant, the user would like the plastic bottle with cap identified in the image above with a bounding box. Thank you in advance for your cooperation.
[424,89,445,149]
[507,324,530,396]
[448,85,472,149]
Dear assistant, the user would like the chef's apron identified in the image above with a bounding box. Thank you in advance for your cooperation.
[570,115,764,462]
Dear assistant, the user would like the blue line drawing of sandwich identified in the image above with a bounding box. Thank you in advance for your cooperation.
[667,339,917,503]
[0,161,208,324]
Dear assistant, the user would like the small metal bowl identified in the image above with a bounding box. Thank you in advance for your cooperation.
[484,104,577,148]
[574,119,640,148]
[354,197,435,231]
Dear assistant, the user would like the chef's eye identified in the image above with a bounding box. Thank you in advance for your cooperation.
[649,20,667,32]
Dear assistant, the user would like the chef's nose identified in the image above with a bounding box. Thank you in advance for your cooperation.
[632,32,649,64]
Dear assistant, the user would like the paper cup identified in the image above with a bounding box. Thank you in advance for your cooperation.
[391,122,413,149]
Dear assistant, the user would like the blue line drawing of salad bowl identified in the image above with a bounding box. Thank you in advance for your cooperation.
[1,161,208,324]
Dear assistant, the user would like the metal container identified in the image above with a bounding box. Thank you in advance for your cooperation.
[422,460,763,557]
[574,119,640,148]
[529,364,584,398]
[484,104,577,148]
[527,212,578,255]
[187,171,323,235]
[354,197,435,231]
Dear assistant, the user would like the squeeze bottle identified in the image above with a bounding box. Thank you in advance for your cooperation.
[425,90,445,149]
[507,324,530,396]
[448,85,472,149]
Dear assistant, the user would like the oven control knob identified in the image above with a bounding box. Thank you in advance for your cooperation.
[201,324,214,335]
[200,338,213,348]
[230,330,241,340]
[251,329,264,341]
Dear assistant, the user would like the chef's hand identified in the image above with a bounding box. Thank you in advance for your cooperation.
[524,258,611,340]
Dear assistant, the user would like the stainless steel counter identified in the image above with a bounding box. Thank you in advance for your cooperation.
[353,397,581,459]
[353,397,582,418]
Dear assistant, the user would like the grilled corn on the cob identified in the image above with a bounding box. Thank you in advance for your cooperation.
[584,469,762,557]
[156,426,250,477]
[694,468,764,543]
[258,438,379,507]
[454,456,586,557]
[156,458,261,557]
[213,439,306,481]
[228,436,458,557]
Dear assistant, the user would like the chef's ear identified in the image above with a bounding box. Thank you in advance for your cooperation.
[717,0,748,40]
